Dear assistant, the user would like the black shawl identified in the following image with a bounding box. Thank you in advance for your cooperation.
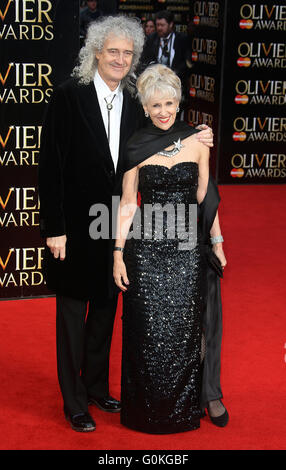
[125,121,200,171]
[124,120,220,238]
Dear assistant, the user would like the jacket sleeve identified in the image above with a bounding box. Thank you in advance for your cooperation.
[38,85,72,238]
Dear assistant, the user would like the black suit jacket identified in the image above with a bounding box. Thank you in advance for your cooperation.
[38,78,144,302]
[140,32,188,79]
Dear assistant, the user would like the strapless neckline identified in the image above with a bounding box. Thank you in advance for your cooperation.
[139,161,198,173]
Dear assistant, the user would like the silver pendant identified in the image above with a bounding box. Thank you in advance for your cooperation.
[157,139,184,158]
[107,103,113,111]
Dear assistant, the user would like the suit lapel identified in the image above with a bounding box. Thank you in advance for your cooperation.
[154,34,160,58]
[79,82,115,172]
[116,88,130,176]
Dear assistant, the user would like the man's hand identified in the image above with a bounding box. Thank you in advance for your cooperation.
[46,235,67,261]
[195,124,214,148]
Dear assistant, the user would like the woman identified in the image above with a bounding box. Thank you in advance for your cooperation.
[144,19,155,36]
[113,64,227,433]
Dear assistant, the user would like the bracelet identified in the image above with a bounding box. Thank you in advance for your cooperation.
[210,235,224,245]
[113,247,124,253]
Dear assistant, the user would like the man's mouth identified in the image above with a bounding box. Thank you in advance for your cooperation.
[111,64,126,70]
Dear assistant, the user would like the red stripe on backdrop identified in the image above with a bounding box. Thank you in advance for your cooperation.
[0,185,286,450]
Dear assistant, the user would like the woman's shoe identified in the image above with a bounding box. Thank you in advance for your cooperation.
[207,400,229,427]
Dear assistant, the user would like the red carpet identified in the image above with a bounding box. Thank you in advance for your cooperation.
[0,185,285,450]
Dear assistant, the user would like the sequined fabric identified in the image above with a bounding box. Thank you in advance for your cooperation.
[121,162,204,434]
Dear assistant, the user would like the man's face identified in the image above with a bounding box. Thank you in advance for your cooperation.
[156,18,173,38]
[96,35,134,89]
[87,0,97,12]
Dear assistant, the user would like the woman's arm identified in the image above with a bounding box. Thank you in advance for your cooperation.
[210,212,227,268]
[197,144,227,269]
[113,166,139,291]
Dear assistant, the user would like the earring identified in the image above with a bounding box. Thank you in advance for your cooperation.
[145,111,149,118]
[176,107,180,113]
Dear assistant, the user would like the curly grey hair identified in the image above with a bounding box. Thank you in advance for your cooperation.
[72,15,145,90]
[136,64,182,105]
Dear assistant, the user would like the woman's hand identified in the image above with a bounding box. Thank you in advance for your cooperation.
[113,255,129,292]
[212,243,227,270]
[195,124,214,147]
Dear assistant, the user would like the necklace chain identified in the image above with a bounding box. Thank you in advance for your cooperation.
[104,95,116,142]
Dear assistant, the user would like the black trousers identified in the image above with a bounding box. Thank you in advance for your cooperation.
[56,294,118,415]
[201,269,223,409]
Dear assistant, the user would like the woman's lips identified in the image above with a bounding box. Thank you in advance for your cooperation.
[158,117,170,124]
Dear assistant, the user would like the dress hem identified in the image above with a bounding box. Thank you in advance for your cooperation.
[120,418,200,435]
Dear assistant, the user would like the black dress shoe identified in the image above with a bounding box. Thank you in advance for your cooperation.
[207,400,229,427]
[88,395,121,413]
[65,411,96,432]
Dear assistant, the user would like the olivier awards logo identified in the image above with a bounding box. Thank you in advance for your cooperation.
[0,246,45,288]
[239,3,286,31]
[234,80,286,106]
[230,152,286,179]
[0,185,40,228]
[187,109,213,128]
[237,42,286,68]
[0,125,41,166]
[0,62,53,104]
[189,74,215,103]
[192,1,219,28]
[191,37,217,65]
[0,0,54,40]
[232,116,286,143]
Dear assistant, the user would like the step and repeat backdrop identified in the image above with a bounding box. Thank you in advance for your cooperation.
[186,0,224,178]
[0,0,79,298]
[118,0,190,30]
[186,0,286,183]
[218,0,286,183]
[0,0,285,299]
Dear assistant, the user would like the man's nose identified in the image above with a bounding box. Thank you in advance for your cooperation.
[115,52,125,64]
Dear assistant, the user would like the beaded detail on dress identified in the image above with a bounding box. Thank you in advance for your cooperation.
[121,162,204,434]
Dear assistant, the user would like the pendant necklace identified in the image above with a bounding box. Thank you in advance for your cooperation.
[104,94,116,143]
[157,138,184,158]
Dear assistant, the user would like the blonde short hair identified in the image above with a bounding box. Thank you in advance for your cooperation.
[136,64,181,105]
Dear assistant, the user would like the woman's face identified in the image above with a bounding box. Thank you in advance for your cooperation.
[145,20,155,35]
[144,92,179,131]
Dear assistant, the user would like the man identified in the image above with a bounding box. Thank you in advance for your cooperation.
[140,10,188,80]
[80,0,102,40]
[98,0,118,15]
[39,15,213,433]
[39,16,146,433]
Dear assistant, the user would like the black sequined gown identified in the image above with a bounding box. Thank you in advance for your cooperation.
[121,162,204,434]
